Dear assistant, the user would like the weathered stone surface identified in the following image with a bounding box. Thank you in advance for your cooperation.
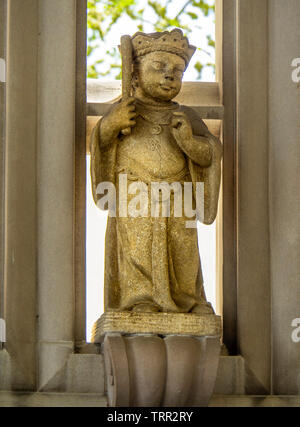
[37,0,76,391]
[102,333,220,407]
[92,312,221,343]
[214,356,245,395]
[5,0,39,391]
[268,0,300,395]
[0,351,11,391]
[1,391,300,408]
[0,391,106,407]
[66,354,105,394]
[210,395,300,408]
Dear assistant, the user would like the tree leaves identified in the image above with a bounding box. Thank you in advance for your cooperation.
[187,12,198,20]
[207,34,215,48]
[87,0,215,80]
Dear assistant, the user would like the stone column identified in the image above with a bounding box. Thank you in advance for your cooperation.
[0,0,6,326]
[5,0,39,390]
[268,0,300,395]
[236,0,271,392]
[36,0,76,390]
[4,0,78,393]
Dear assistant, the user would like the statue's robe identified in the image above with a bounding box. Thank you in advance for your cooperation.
[90,99,222,313]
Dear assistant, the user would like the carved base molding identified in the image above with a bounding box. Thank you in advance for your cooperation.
[92,311,221,407]
[92,311,222,342]
[102,333,220,407]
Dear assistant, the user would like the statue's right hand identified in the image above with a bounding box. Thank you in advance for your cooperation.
[104,97,137,137]
[99,98,136,147]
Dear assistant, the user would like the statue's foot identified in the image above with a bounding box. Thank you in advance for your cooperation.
[191,301,215,315]
[132,303,160,313]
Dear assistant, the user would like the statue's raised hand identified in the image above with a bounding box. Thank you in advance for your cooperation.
[171,111,212,167]
[99,97,136,147]
[171,111,193,143]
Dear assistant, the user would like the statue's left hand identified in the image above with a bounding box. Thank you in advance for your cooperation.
[171,111,212,167]
[171,112,193,143]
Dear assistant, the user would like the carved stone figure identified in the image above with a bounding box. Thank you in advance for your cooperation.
[90,29,222,316]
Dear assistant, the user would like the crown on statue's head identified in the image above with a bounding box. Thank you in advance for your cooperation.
[131,29,196,68]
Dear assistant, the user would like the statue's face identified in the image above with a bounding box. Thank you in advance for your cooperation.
[136,51,185,101]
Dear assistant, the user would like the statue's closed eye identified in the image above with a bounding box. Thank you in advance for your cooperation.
[174,68,184,77]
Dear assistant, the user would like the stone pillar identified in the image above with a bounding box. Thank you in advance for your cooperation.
[268,0,300,395]
[5,0,39,390]
[4,0,79,393]
[236,0,271,392]
[0,0,6,326]
[36,0,76,390]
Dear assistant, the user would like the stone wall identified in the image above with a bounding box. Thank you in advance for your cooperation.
[268,0,300,395]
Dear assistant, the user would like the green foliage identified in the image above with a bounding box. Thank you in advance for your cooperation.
[87,0,215,80]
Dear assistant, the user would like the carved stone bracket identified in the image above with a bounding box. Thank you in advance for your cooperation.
[93,312,221,407]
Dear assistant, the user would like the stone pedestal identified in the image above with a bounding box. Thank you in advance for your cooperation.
[92,312,221,407]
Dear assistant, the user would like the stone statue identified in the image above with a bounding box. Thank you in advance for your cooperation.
[90,29,222,316]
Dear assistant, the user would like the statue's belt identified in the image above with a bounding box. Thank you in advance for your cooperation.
[116,165,190,186]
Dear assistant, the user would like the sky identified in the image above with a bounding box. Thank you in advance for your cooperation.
[87,0,216,82]
[86,0,216,341]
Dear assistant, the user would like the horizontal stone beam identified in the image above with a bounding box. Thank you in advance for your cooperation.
[86,80,224,120]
